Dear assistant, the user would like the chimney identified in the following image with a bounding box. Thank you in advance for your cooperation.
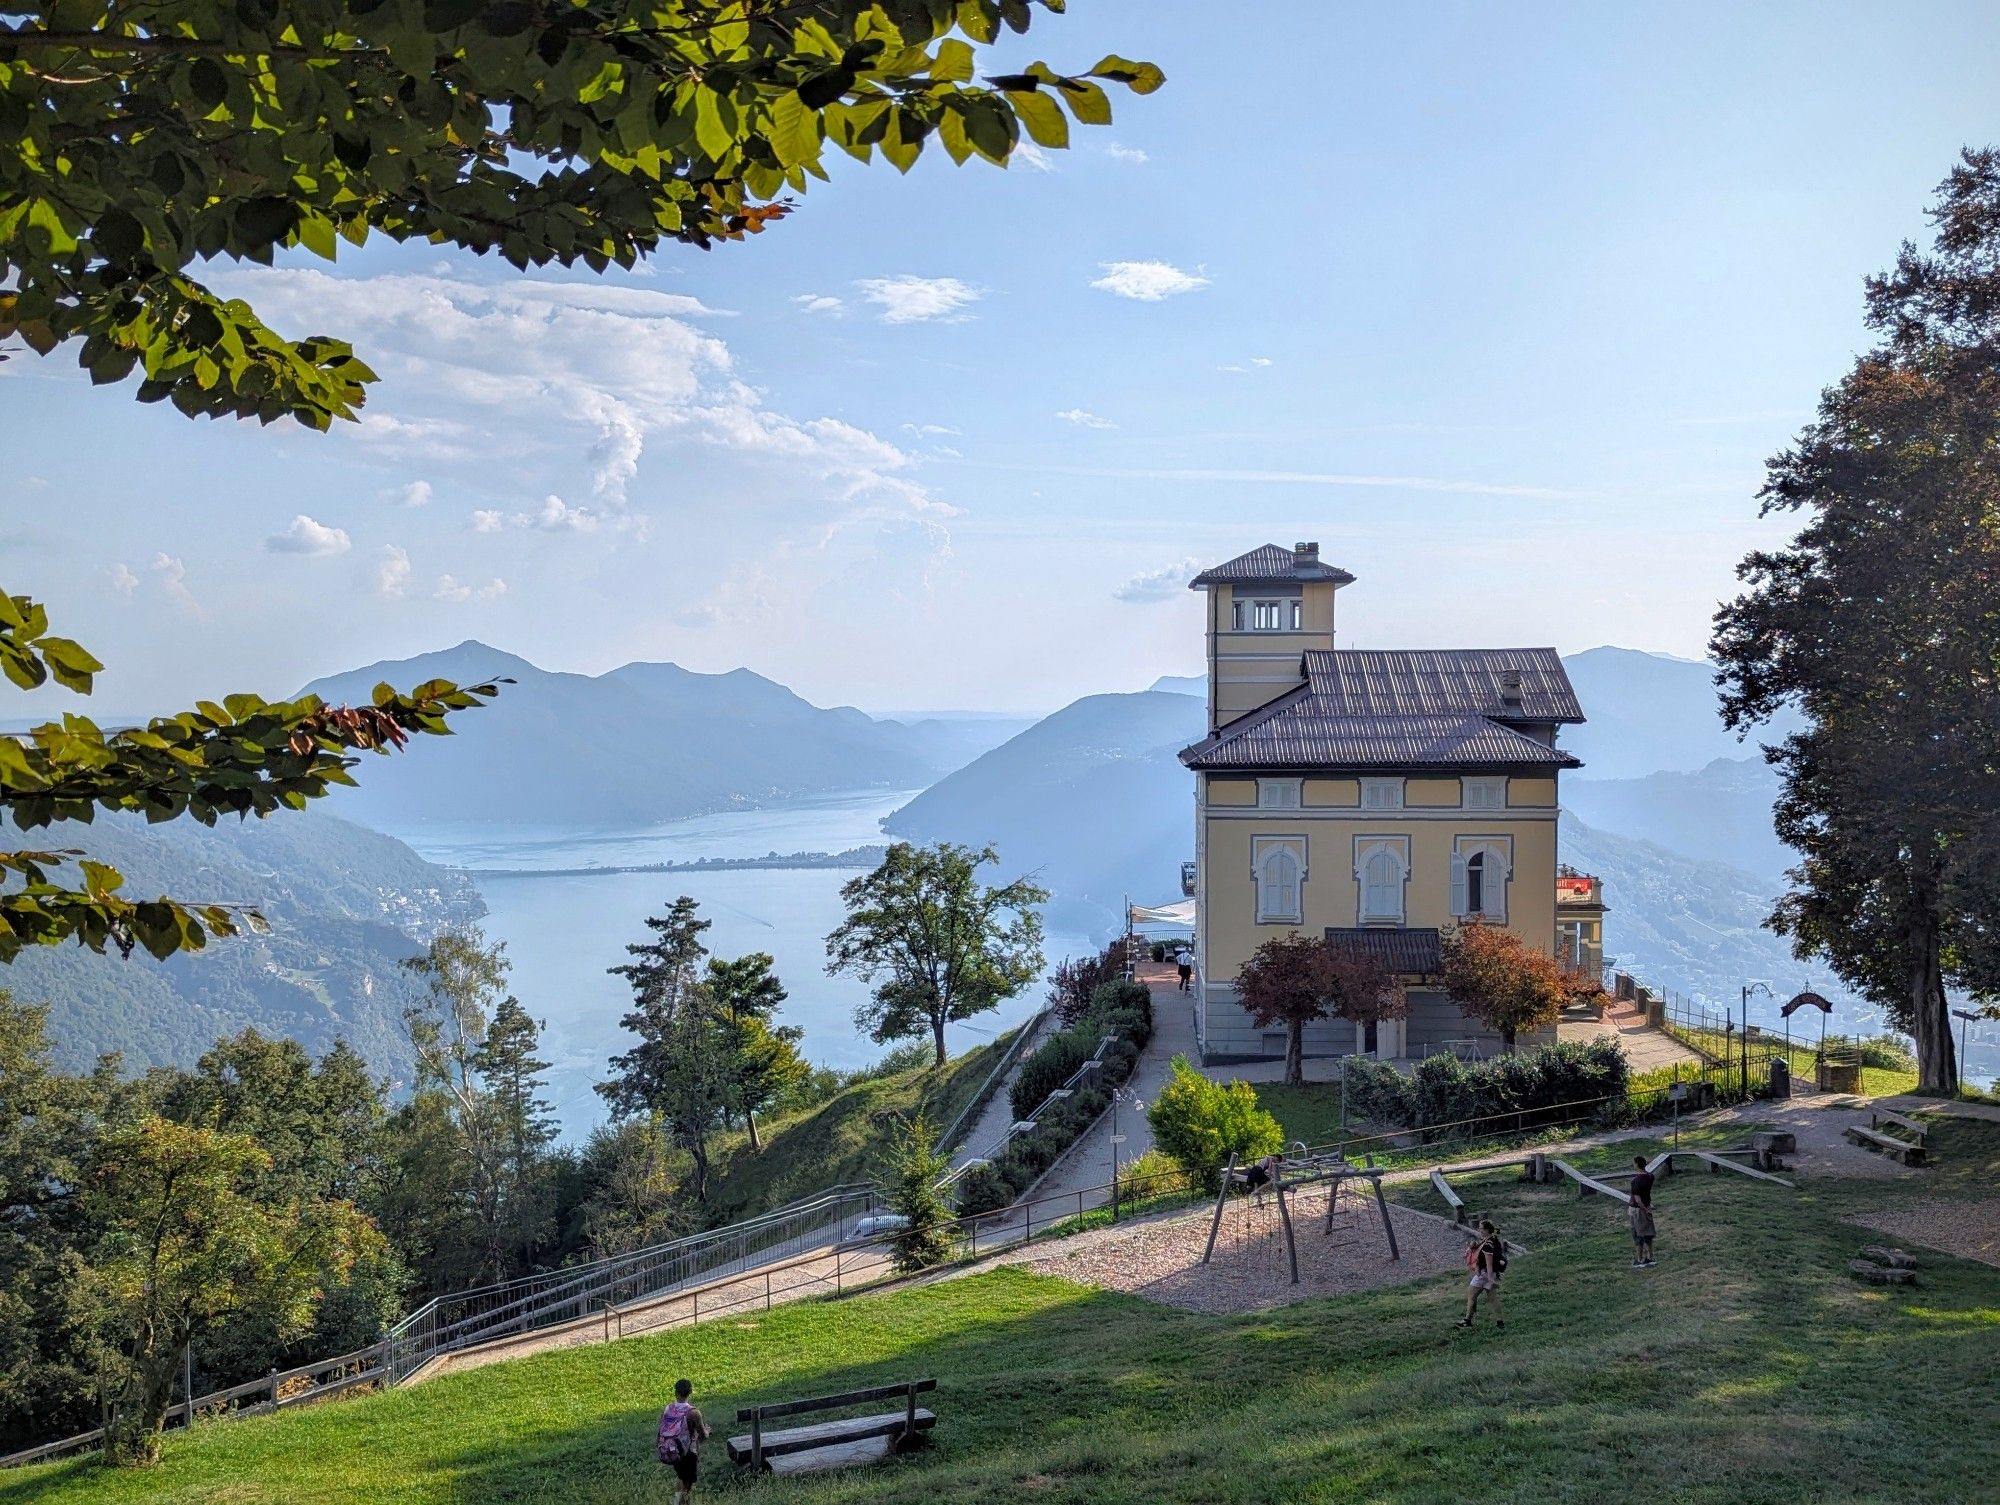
[1293,541,1318,570]
[1499,669,1523,709]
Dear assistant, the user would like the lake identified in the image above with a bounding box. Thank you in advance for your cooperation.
[394,790,1097,1135]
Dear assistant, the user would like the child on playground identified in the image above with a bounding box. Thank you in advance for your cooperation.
[1456,1219,1506,1330]
[656,1377,713,1504]
[1628,1155,1657,1269]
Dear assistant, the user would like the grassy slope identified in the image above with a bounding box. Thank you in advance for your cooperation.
[12,1121,1996,1505]
[1250,1082,1351,1148]
[700,1031,1015,1223]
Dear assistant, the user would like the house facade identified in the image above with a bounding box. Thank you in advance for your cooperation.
[1178,542,1589,1062]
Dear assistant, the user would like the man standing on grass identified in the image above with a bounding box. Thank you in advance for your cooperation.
[1628,1155,1657,1269]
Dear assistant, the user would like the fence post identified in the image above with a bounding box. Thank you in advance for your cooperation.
[765,1272,772,1311]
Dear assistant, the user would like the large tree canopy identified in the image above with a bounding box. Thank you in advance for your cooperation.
[0,0,1161,427]
[1712,147,2000,1092]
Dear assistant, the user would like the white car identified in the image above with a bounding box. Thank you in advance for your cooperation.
[843,1213,910,1246]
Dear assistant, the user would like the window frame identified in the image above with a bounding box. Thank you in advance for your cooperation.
[1257,777,1303,810]
[1463,776,1507,811]
[1252,835,1307,924]
[1360,777,1405,811]
[1352,835,1410,925]
[1450,836,1513,922]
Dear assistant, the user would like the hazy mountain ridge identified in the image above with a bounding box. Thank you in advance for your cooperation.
[299,640,1007,830]
[7,810,483,1076]
[1563,756,1791,881]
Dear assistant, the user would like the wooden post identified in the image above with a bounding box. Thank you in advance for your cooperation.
[750,1409,764,1472]
[1275,1178,1300,1285]
[1371,1173,1400,1261]
[1202,1153,1237,1265]
[1324,1174,1341,1233]
[903,1381,917,1448]
[181,1345,194,1427]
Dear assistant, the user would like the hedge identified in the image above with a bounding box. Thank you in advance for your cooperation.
[956,978,1153,1215]
[1343,1038,1631,1137]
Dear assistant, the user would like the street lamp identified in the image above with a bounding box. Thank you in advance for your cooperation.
[1110,1086,1144,1220]
[1952,1008,1980,1097]
[1740,981,1774,1096]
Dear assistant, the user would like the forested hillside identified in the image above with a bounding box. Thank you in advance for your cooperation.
[6,811,483,1076]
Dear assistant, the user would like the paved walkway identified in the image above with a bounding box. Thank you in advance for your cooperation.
[948,1009,1053,1169]
[1558,998,1706,1072]
[1030,962,1197,1202]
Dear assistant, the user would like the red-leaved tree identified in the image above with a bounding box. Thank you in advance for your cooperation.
[1237,933,1407,1084]
[1439,922,1565,1053]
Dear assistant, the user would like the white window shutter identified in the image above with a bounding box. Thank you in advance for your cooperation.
[1487,848,1509,920]
[1450,852,1469,916]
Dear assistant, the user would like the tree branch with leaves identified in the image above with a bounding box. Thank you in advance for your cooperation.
[0,0,1161,428]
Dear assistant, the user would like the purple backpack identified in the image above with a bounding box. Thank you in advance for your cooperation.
[657,1401,695,1464]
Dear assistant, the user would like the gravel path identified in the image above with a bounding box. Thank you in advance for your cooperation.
[990,1184,1467,1314]
[1846,1199,2000,1268]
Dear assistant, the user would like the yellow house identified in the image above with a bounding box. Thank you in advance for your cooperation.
[1178,542,1587,1061]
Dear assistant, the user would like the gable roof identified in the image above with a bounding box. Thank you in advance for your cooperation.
[1189,543,1355,588]
[1324,927,1442,977]
[1303,648,1583,723]
[1179,695,1579,771]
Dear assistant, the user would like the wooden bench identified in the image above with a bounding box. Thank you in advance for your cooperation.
[1843,1124,1926,1166]
[1870,1108,1929,1143]
[728,1380,937,1474]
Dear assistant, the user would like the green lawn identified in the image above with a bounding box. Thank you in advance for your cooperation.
[11,1119,1996,1503]
[1659,1023,1920,1098]
[701,1031,1016,1222]
[1249,1081,1351,1147]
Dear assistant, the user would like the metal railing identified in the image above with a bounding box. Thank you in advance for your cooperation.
[379,1181,879,1382]
[936,1034,1115,1191]
[932,1009,1050,1156]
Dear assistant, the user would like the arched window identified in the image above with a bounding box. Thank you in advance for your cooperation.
[1361,847,1403,923]
[1453,842,1510,921]
[1466,850,1486,915]
[1257,846,1303,923]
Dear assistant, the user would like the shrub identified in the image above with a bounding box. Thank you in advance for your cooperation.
[1150,941,1167,963]
[882,1115,956,1273]
[1858,1033,1917,1072]
[1045,941,1123,1025]
[952,1161,1011,1216]
[1341,1056,1412,1124]
[1119,1148,1192,1197]
[1348,1038,1632,1137]
[1009,1028,1095,1120]
[1146,1056,1284,1190]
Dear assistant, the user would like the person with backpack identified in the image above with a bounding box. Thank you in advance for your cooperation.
[657,1378,712,1503]
[1456,1218,1506,1330]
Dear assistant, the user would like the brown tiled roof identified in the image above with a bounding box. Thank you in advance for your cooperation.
[1324,927,1442,976]
[1190,543,1355,588]
[1179,693,1579,771]
[1303,648,1583,723]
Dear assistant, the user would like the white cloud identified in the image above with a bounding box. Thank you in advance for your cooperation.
[151,553,202,615]
[1114,557,1201,604]
[526,494,600,532]
[375,544,412,599]
[1220,356,1275,373]
[470,509,505,533]
[434,574,507,603]
[901,423,960,437]
[265,514,352,556]
[1014,142,1055,172]
[381,480,433,508]
[1056,408,1117,430]
[856,275,980,324]
[1105,143,1149,164]
[1091,260,1210,301]
[108,563,139,598]
[793,294,844,315]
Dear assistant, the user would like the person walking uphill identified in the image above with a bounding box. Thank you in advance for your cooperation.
[1628,1155,1657,1269]
[1456,1219,1506,1330]
[657,1378,712,1504]
[1175,944,1194,992]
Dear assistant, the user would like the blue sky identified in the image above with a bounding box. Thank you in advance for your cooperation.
[6,1,2000,717]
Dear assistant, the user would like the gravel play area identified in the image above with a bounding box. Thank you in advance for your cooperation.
[1000,1182,1469,1314]
[1847,1199,2000,1268]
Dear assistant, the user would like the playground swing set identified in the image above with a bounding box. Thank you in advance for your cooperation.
[1201,1149,1402,1285]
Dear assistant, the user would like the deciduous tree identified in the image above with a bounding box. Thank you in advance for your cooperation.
[1439,921,1564,1054]
[1236,933,1406,1085]
[82,1115,379,1466]
[0,2,1159,428]
[1713,148,2000,1091]
[704,951,805,1151]
[826,841,1046,1067]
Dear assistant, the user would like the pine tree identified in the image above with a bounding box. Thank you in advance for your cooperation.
[705,952,808,1151]
[598,898,732,1201]
[475,998,557,1268]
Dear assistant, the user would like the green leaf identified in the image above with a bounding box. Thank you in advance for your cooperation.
[1007,89,1069,150]
[93,209,145,267]
[1058,78,1113,126]
[932,39,975,83]
[1089,55,1167,95]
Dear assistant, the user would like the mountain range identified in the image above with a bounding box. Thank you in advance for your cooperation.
[6,810,483,1076]
[299,641,1026,831]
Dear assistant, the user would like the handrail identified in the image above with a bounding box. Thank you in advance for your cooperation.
[937,1033,1115,1190]
[933,1010,1048,1154]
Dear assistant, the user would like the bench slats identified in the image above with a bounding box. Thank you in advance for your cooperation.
[726,1409,936,1464]
[734,1378,936,1424]
[1870,1108,1928,1140]
[1844,1125,1925,1163]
